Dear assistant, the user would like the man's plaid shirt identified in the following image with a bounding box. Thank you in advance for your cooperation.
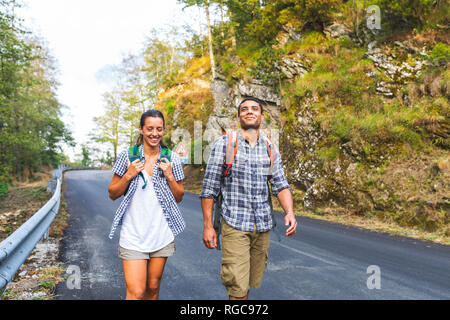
[109,144,185,239]
[200,133,290,233]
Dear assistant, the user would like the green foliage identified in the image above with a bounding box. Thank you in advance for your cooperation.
[290,34,373,111]
[80,144,92,167]
[91,91,122,162]
[0,181,8,200]
[184,33,207,58]
[37,281,55,290]
[142,34,186,91]
[429,42,450,64]
[283,27,450,164]
[317,146,339,162]
[226,0,265,43]
[221,61,233,74]
[275,0,341,29]
[301,31,328,48]
[227,0,340,46]
[0,2,73,181]
[371,0,438,31]
[164,98,176,115]
[177,0,208,8]
[90,26,196,163]
[250,45,283,83]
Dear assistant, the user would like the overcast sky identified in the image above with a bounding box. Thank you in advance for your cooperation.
[17,0,201,160]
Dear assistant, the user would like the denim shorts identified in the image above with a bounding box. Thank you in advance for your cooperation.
[118,241,176,260]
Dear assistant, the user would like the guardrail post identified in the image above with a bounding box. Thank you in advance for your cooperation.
[43,228,49,240]
[46,180,56,194]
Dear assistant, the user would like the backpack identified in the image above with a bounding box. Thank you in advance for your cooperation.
[127,144,172,191]
[212,131,281,250]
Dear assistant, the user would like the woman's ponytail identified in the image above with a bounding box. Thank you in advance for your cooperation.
[136,134,143,146]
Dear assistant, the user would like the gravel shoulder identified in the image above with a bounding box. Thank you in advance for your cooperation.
[1,170,69,300]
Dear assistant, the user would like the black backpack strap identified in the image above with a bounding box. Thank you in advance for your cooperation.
[263,137,282,242]
[214,131,238,250]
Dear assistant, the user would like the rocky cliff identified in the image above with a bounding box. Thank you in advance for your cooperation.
[157,21,449,238]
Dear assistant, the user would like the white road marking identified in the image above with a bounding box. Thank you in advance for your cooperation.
[270,240,339,266]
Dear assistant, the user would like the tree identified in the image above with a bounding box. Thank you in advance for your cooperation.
[91,91,122,162]
[373,0,435,30]
[226,0,263,40]
[178,0,217,80]
[80,144,92,167]
[1,1,73,182]
[89,28,189,163]
[142,35,183,102]
[224,0,340,45]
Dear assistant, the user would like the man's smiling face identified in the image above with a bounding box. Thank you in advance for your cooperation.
[238,99,264,130]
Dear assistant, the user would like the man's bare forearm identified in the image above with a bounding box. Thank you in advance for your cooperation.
[201,197,215,228]
[276,188,294,215]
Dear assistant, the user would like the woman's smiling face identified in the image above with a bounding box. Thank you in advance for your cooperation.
[140,116,165,147]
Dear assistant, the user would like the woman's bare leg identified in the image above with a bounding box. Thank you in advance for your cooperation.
[144,257,168,300]
[122,259,148,300]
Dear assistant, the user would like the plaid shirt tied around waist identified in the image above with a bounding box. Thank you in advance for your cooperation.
[200,134,290,233]
[109,144,185,239]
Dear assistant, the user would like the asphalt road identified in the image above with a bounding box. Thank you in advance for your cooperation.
[55,170,450,300]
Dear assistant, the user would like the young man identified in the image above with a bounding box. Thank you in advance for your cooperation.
[200,96,298,300]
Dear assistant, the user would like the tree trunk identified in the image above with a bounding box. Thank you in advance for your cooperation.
[198,7,205,54]
[227,8,237,50]
[204,1,216,80]
[169,46,175,77]
[219,2,225,39]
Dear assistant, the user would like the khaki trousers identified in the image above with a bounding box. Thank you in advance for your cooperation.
[220,220,271,298]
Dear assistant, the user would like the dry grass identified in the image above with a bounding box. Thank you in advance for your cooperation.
[182,165,205,194]
[0,171,53,241]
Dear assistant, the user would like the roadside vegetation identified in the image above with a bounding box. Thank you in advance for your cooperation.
[0,168,70,300]
[0,1,74,202]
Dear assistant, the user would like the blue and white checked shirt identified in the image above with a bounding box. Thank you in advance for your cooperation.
[200,133,290,233]
[109,144,185,239]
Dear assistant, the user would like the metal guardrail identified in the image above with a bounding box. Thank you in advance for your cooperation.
[0,165,100,292]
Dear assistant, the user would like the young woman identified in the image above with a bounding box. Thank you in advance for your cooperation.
[108,109,185,300]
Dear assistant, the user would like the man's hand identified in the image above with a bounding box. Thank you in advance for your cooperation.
[203,226,217,249]
[276,188,297,237]
[284,213,298,237]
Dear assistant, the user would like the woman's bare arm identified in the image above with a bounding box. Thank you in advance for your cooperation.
[108,160,143,200]
[158,158,184,203]
[166,176,184,203]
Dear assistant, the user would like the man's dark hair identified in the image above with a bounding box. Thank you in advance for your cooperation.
[238,97,264,116]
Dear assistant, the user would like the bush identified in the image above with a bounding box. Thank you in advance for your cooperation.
[250,45,283,83]
[429,42,450,64]
[164,98,176,115]
[372,0,435,30]
[0,181,8,200]
[230,0,340,45]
